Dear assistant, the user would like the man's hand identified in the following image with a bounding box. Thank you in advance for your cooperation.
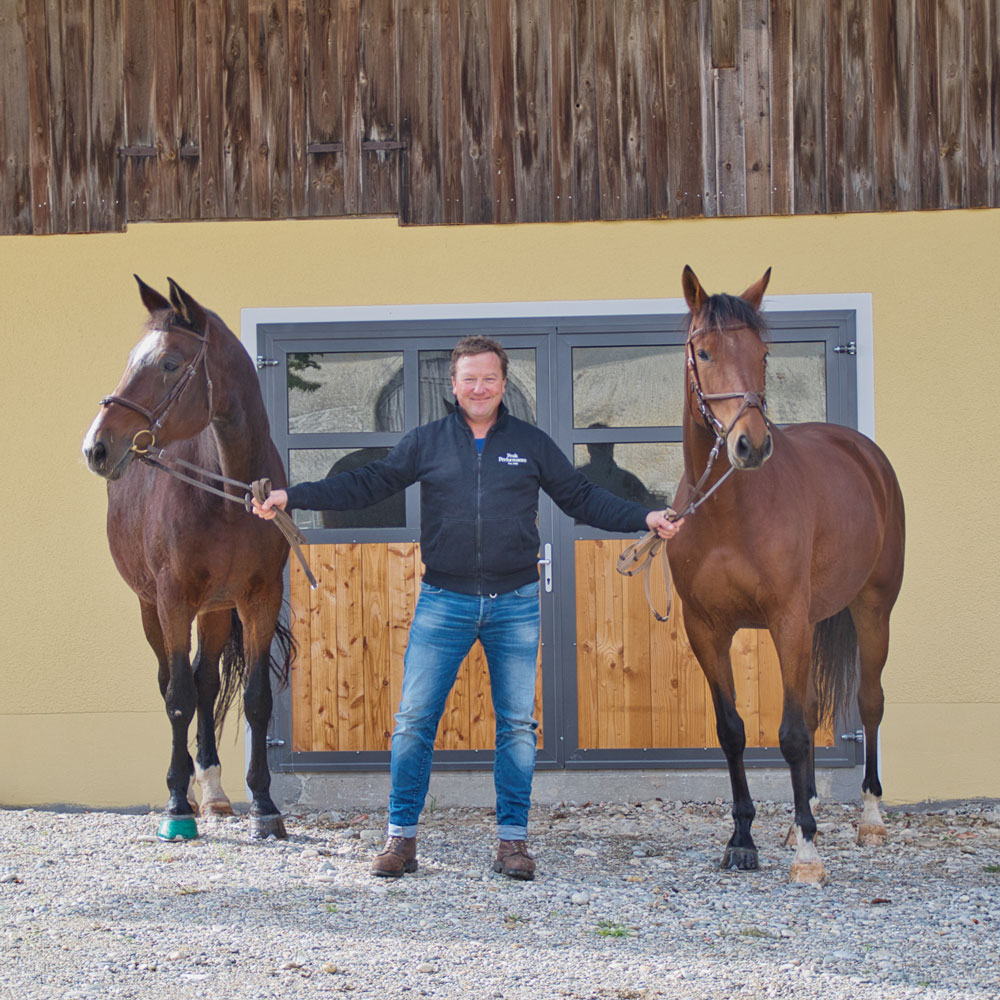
[251,488,288,520]
[646,509,683,539]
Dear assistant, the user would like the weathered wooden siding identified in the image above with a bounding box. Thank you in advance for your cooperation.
[2,0,998,234]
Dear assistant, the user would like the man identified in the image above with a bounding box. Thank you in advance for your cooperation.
[253,336,681,880]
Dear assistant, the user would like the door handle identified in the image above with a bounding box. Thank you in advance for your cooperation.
[538,543,553,593]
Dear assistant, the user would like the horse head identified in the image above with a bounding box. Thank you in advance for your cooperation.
[83,277,214,480]
[681,265,773,471]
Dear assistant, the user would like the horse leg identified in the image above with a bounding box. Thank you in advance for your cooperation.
[849,599,892,846]
[192,609,236,818]
[238,595,286,840]
[140,600,199,817]
[783,682,820,847]
[773,620,826,883]
[686,618,758,870]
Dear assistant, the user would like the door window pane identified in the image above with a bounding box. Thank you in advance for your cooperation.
[418,349,537,425]
[287,352,404,434]
[572,346,685,428]
[573,442,684,511]
[288,448,406,530]
[765,342,826,423]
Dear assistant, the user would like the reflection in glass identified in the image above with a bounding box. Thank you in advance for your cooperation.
[573,442,684,513]
[418,349,537,425]
[288,448,406,530]
[765,342,826,424]
[572,346,685,428]
[287,352,404,434]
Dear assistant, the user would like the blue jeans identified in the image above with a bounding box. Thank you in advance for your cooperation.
[387,580,541,841]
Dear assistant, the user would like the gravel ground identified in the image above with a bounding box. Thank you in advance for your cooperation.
[2,798,998,1000]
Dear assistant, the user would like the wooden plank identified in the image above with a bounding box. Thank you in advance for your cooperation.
[792,0,827,213]
[664,0,707,218]
[620,540,653,748]
[936,0,966,208]
[914,0,940,208]
[488,0,516,222]
[574,540,598,748]
[511,0,553,222]
[714,66,746,215]
[196,0,226,218]
[123,0,157,222]
[642,0,670,217]
[441,640,474,749]
[311,544,340,751]
[468,640,494,750]
[21,0,51,233]
[288,0,307,216]
[90,0,125,231]
[60,0,92,231]
[459,0,493,222]
[340,0,362,213]
[741,0,771,216]
[439,0,463,222]
[222,0,252,218]
[647,548,675,747]
[767,0,793,214]
[593,1,622,219]
[153,0,182,221]
[386,542,417,742]
[534,636,543,750]
[398,0,443,225]
[842,0,874,211]
[359,0,397,215]
[335,543,366,751]
[964,0,992,207]
[712,0,739,68]
[756,628,783,745]
[288,542,314,752]
[177,0,200,220]
[824,0,846,213]
[263,0,292,218]
[594,539,626,747]
[991,0,1000,207]
[698,1,719,217]
[305,0,346,217]
[618,0,648,218]
[362,543,392,750]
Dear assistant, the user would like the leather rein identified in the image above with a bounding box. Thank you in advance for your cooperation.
[616,324,770,621]
[98,323,318,589]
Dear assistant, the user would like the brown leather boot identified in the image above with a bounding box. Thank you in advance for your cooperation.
[493,839,535,880]
[370,836,417,877]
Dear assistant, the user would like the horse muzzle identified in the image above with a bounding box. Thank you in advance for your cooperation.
[727,425,773,470]
[83,422,135,481]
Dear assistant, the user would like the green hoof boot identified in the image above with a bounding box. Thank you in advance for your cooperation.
[157,816,199,841]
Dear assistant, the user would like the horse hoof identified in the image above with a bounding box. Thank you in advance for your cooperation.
[200,800,236,818]
[721,846,759,871]
[857,823,887,847]
[250,814,288,840]
[157,816,199,842]
[789,860,827,884]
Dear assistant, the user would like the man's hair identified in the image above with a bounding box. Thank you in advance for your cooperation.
[450,335,508,379]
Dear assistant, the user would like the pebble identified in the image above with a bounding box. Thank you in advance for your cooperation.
[0,800,997,999]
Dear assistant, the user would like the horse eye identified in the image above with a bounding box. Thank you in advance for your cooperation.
[696,349,710,362]
[163,358,180,373]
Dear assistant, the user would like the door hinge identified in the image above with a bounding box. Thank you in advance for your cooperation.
[266,737,286,748]
[833,341,857,356]
[256,356,279,370]
[840,729,864,743]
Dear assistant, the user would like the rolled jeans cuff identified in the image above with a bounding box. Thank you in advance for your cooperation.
[497,824,528,841]
[387,822,418,838]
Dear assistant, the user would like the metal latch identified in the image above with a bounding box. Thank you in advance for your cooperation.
[538,543,553,593]
[833,341,857,356]
[840,729,864,743]
[256,356,279,369]
[265,737,286,748]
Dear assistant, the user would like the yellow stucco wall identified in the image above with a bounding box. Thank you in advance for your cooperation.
[1,211,997,807]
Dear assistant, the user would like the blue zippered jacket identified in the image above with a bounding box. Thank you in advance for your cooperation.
[285,403,651,595]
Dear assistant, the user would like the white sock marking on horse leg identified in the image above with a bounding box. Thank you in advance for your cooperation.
[195,764,234,815]
[857,790,887,845]
[789,825,827,883]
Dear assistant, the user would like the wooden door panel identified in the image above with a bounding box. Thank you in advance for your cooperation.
[290,543,543,753]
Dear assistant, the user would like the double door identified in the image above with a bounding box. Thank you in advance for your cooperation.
[258,311,860,773]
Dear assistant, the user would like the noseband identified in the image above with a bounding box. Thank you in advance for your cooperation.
[98,323,212,454]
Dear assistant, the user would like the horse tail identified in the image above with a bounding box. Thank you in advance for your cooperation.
[811,607,859,726]
[270,614,295,690]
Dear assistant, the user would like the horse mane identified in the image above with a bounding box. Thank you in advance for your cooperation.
[697,293,770,341]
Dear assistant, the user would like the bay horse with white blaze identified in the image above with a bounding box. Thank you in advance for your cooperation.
[83,278,292,841]
[666,267,904,883]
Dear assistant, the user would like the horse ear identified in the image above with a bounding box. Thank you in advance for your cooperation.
[166,278,207,331]
[135,275,171,315]
[740,268,772,311]
[681,265,708,312]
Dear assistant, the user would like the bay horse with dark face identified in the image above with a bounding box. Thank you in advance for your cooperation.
[83,278,292,841]
[667,267,905,883]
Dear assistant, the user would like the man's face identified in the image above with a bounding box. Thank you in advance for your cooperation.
[451,351,506,427]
